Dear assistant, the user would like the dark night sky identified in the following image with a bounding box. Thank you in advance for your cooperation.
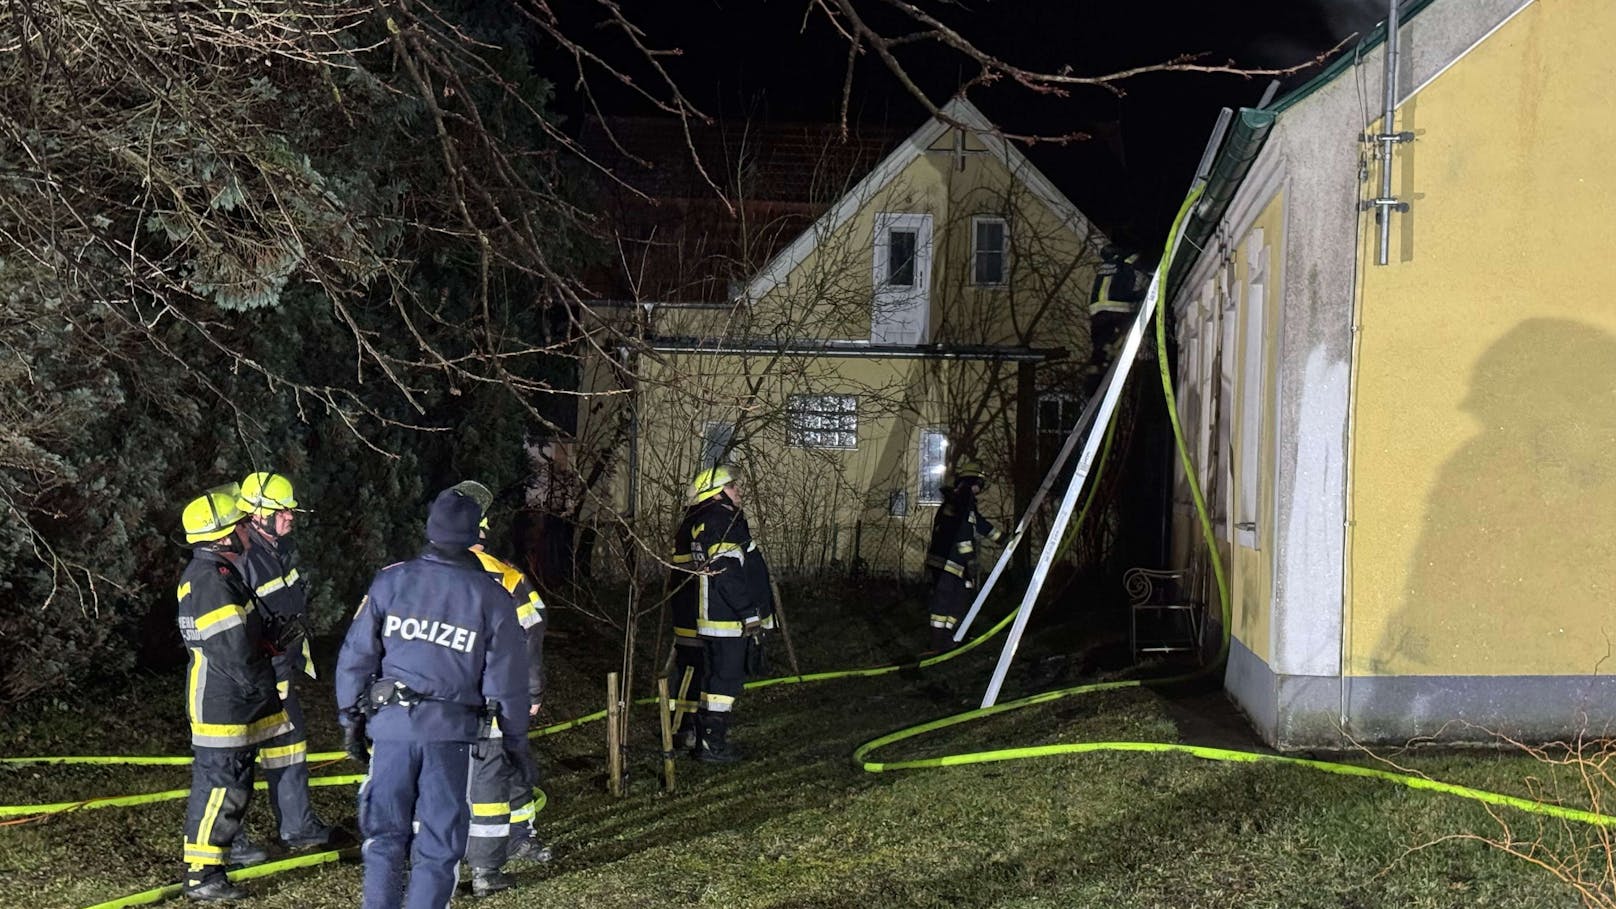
[538,0,1393,245]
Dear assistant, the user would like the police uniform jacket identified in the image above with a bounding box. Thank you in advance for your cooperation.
[473,549,546,713]
[669,496,776,639]
[335,544,530,744]
[925,483,1004,580]
[176,544,293,749]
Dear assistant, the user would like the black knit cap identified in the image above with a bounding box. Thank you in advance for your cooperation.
[426,488,482,548]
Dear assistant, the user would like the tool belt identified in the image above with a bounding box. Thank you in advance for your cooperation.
[362,678,430,717]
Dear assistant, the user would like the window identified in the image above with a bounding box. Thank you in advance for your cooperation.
[972,217,1007,285]
[1234,228,1269,549]
[787,395,857,449]
[886,229,917,286]
[701,420,734,468]
[918,429,948,505]
[1037,393,1083,482]
[872,213,933,344]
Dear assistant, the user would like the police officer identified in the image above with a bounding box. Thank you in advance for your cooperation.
[451,480,553,897]
[335,487,534,909]
[923,458,1004,653]
[669,466,774,763]
[234,471,333,848]
[176,485,294,902]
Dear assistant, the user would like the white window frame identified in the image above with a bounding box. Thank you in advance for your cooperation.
[918,428,949,505]
[1234,228,1268,550]
[1215,269,1236,541]
[970,215,1008,287]
[871,212,933,344]
[786,394,858,450]
[700,420,735,468]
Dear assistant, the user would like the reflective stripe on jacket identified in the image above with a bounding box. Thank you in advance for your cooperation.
[176,546,291,749]
[924,483,1004,579]
[474,549,547,711]
[669,497,775,639]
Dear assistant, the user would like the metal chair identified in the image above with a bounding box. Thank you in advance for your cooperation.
[1125,558,1206,664]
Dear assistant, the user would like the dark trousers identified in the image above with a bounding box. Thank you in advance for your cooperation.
[359,740,473,909]
[927,569,972,650]
[265,649,322,841]
[464,740,536,870]
[698,636,747,715]
[183,747,257,875]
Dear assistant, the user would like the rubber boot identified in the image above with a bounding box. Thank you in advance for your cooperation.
[674,713,698,753]
[695,713,743,764]
[928,625,957,654]
[225,837,269,867]
[282,823,335,849]
[507,836,554,864]
[471,867,514,897]
[183,867,248,902]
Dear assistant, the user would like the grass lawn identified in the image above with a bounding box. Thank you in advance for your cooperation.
[0,580,1598,908]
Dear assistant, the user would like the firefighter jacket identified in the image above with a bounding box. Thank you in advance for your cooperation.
[237,523,316,678]
[925,483,1004,581]
[335,544,530,745]
[669,496,776,639]
[176,543,293,750]
[473,549,547,714]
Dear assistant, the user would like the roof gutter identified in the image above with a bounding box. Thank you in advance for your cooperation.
[637,338,1065,363]
[1166,107,1278,300]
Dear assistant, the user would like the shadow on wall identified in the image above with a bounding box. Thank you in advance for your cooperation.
[1373,318,1616,687]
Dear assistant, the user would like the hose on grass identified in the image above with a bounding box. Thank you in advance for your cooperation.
[848,184,1616,834]
[15,185,1614,909]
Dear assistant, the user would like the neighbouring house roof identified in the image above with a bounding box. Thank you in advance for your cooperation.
[742,96,1102,305]
[580,97,1102,310]
[579,116,905,305]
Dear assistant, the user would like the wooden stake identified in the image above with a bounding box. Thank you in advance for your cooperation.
[768,576,802,676]
[606,671,623,797]
[672,665,695,735]
[656,676,676,792]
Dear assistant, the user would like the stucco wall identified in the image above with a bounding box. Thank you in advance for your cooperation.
[1350,0,1616,679]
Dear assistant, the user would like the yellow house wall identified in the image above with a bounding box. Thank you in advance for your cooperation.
[1350,0,1616,676]
[627,353,1019,573]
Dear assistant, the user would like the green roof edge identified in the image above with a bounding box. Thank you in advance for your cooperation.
[1165,0,1440,299]
[1268,0,1440,115]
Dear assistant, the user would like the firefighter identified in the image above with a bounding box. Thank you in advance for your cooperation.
[923,458,1004,653]
[451,480,553,897]
[669,465,774,763]
[176,485,294,902]
[1089,244,1146,314]
[335,487,533,909]
[233,471,333,848]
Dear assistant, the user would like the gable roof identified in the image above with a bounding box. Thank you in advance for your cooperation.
[580,117,905,305]
[742,96,1101,304]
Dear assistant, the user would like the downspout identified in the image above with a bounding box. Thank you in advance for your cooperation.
[1365,1,1414,265]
